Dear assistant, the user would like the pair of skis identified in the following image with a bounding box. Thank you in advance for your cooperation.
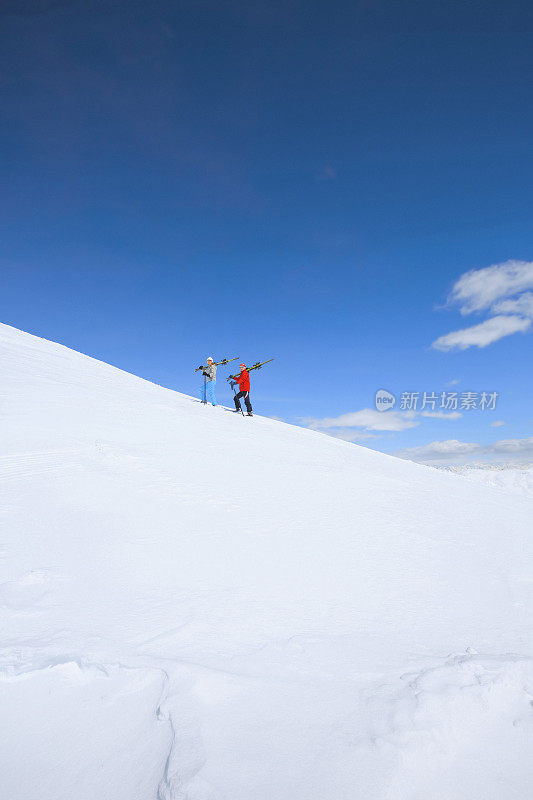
[247,358,274,373]
[194,356,239,373]
[226,358,274,380]
[195,356,274,376]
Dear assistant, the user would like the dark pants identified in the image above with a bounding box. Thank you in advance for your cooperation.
[234,390,252,413]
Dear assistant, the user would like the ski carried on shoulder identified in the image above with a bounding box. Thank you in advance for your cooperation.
[226,359,274,380]
[195,356,239,373]
[247,358,274,372]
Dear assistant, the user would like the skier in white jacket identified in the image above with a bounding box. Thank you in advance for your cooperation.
[200,357,217,405]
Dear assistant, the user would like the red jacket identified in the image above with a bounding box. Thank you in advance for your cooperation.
[234,369,250,392]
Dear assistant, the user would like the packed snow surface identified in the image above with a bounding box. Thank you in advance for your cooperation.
[1,322,532,799]
[439,464,533,499]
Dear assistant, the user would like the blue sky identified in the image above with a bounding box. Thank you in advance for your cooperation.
[1,0,532,463]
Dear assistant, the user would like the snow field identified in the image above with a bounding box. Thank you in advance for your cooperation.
[1,322,532,799]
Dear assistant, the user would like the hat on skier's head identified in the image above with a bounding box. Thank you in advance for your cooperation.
[207,357,214,362]
[240,362,246,368]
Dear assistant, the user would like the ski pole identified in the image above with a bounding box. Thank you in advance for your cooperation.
[230,380,244,416]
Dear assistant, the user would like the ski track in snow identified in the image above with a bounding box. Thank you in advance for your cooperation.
[1,322,533,799]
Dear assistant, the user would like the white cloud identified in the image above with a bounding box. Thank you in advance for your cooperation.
[306,406,466,439]
[432,315,531,351]
[491,420,505,427]
[421,410,462,419]
[395,439,480,461]
[492,292,533,317]
[394,436,533,464]
[433,260,533,351]
[448,260,533,315]
[490,436,533,454]
[304,408,419,432]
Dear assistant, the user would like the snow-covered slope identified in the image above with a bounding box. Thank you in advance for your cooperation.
[1,322,532,800]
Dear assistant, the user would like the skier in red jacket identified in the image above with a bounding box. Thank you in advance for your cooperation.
[230,363,253,416]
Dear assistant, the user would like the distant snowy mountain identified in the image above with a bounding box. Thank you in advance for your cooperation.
[1,322,532,800]
[437,463,533,498]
